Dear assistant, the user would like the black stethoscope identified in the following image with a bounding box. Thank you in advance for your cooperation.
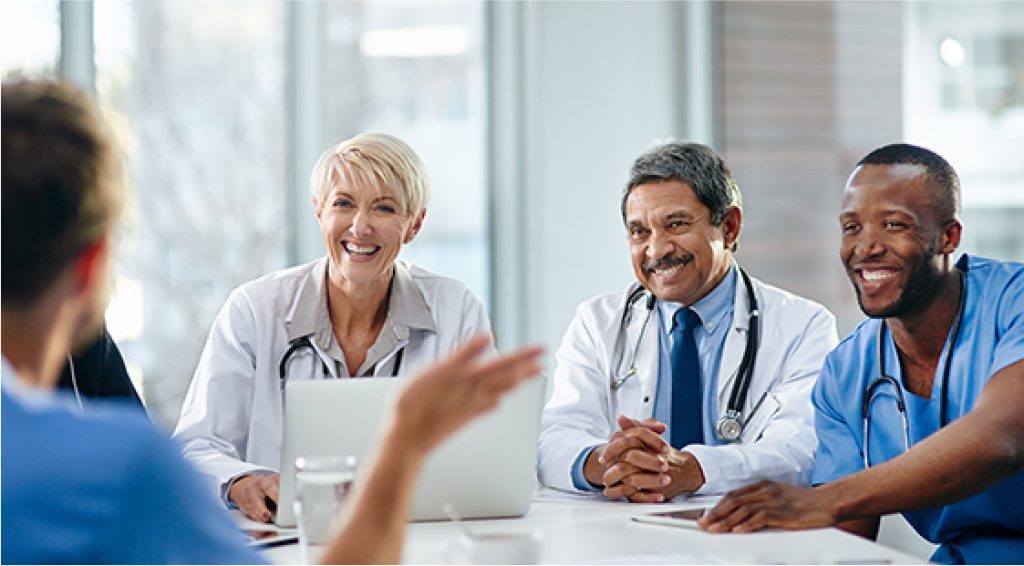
[611,267,761,443]
[278,335,404,392]
[861,269,966,468]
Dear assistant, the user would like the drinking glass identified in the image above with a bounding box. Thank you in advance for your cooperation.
[293,455,357,563]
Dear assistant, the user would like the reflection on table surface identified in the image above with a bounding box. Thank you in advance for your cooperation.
[262,488,923,564]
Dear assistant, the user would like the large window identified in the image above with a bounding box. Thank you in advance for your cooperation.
[721,1,1023,335]
[94,1,289,425]
[904,0,1024,261]
[12,0,490,428]
[321,1,488,302]
[1,0,59,77]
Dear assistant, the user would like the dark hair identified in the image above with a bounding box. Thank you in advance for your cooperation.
[621,141,741,226]
[1,78,123,307]
[857,143,961,222]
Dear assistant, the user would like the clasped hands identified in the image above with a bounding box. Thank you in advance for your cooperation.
[586,415,705,503]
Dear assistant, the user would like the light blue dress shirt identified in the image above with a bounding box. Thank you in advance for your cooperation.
[653,266,736,443]
[571,265,738,490]
[811,254,1024,564]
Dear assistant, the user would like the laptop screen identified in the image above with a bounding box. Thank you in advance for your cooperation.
[275,376,544,526]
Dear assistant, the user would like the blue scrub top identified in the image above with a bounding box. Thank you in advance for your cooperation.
[811,254,1024,565]
[1,366,264,564]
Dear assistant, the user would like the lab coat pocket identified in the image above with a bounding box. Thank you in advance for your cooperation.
[738,393,781,444]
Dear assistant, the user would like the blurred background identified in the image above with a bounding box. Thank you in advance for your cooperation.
[3,0,1022,429]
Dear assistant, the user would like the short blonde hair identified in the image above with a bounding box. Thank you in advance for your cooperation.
[310,132,430,215]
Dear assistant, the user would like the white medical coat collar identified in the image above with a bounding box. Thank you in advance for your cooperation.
[285,257,437,350]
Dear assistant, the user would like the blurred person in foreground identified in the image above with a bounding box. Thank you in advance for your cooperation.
[699,144,1023,564]
[0,77,542,564]
[173,130,495,522]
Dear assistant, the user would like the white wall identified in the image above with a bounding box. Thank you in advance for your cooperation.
[490,1,686,366]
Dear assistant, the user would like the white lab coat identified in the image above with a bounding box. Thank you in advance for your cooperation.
[537,275,838,495]
[173,257,493,496]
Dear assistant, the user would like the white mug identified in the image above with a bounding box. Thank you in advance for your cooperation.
[443,531,544,565]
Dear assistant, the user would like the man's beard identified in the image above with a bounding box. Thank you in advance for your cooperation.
[856,245,944,319]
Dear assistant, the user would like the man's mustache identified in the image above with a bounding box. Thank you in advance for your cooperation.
[643,254,693,273]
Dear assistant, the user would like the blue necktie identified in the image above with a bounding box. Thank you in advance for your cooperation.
[670,307,703,448]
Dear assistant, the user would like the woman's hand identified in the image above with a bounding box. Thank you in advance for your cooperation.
[228,473,280,523]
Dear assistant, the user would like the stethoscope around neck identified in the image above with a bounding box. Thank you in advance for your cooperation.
[278,335,404,393]
[861,269,966,468]
[611,267,761,443]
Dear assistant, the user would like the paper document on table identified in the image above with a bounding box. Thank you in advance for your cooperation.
[670,493,721,507]
[631,507,709,530]
[233,513,298,548]
[532,487,610,503]
[533,487,720,508]
[234,511,289,533]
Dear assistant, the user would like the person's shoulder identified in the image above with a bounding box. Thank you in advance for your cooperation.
[574,285,637,313]
[826,318,875,365]
[64,398,165,449]
[401,260,485,306]
[234,258,319,295]
[753,277,835,320]
[227,258,321,307]
[965,254,1024,289]
[571,286,640,329]
[812,319,876,404]
[4,390,172,472]
[5,386,143,426]
[404,261,469,290]
[77,404,199,495]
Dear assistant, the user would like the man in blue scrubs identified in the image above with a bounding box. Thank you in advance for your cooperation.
[699,144,1023,564]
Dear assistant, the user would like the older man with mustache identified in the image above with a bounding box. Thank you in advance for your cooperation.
[538,142,838,502]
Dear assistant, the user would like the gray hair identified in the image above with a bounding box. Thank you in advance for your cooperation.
[621,141,741,226]
[310,132,430,215]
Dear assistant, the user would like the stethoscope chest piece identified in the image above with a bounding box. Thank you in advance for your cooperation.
[715,410,743,442]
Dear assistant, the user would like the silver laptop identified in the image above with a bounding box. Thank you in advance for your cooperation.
[275,376,544,527]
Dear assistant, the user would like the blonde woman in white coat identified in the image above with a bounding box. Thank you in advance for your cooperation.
[174,133,493,522]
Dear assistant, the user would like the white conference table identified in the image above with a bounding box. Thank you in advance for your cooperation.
[261,488,922,564]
